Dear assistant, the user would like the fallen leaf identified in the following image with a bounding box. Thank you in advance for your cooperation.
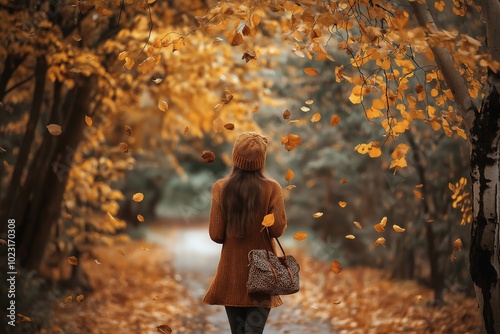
[72,34,82,41]
[453,238,463,251]
[262,213,275,227]
[67,256,78,265]
[331,260,342,274]
[76,295,84,303]
[132,193,144,202]
[285,168,294,182]
[124,125,132,136]
[117,249,126,257]
[201,150,216,163]
[313,212,323,218]
[46,124,62,136]
[119,142,129,153]
[157,325,172,334]
[158,100,169,112]
[84,115,92,126]
[294,231,308,240]
[375,237,386,246]
[393,225,406,232]
[283,109,291,120]
[64,295,73,304]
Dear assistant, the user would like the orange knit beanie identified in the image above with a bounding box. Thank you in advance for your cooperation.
[232,132,268,171]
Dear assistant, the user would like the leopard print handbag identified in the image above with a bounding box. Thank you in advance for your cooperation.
[246,228,300,295]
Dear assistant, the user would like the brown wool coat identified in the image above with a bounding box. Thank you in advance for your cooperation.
[202,177,287,308]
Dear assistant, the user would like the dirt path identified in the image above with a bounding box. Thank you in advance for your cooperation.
[145,220,337,333]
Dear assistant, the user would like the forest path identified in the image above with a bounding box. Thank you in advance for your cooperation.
[144,219,337,334]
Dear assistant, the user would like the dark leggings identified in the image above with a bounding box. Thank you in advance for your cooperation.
[225,306,271,334]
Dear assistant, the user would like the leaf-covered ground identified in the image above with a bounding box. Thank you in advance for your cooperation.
[19,223,481,334]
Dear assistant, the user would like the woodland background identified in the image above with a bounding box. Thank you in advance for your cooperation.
[0,0,497,333]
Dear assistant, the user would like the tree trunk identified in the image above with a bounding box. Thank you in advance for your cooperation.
[469,80,500,334]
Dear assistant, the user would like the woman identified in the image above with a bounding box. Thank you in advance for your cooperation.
[203,132,287,334]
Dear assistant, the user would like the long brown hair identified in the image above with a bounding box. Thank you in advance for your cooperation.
[221,166,266,238]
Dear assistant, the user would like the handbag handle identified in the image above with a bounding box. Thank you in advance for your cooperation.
[262,227,295,284]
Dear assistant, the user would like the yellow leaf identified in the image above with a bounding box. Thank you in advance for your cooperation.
[374,223,385,233]
[64,295,73,304]
[294,231,308,240]
[366,107,384,119]
[375,237,386,246]
[252,105,259,113]
[76,295,84,303]
[119,142,129,153]
[118,51,128,60]
[330,115,341,127]
[311,113,321,122]
[349,86,364,104]
[393,225,406,232]
[368,142,382,158]
[158,100,169,112]
[213,117,224,133]
[67,256,78,265]
[285,168,294,182]
[84,115,92,126]
[280,133,302,151]
[285,184,296,190]
[331,260,342,274]
[380,216,388,227]
[305,99,314,105]
[313,212,323,218]
[453,238,463,251]
[345,234,355,239]
[339,201,347,208]
[132,193,144,202]
[262,213,275,227]
[124,125,132,136]
[413,189,423,199]
[434,0,445,11]
[304,67,319,76]
[124,57,134,70]
[353,221,362,229]
[137,215,144,222]
[46,124,62,136]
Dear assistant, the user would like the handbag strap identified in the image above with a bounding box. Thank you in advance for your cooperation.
[262,227,295,283]
[263,227,287,258]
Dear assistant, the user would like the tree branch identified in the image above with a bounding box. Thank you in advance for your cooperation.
[409,1,475,133]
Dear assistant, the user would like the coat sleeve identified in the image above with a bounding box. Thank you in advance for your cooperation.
[208,183,225,244]
[268,181,287,238]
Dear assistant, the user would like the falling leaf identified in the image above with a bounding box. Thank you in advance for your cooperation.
[65,214,72,220]
[453,238,463,251]
[118,51,128,60]
[213,117,224,133]
[94,259,101,265]
[374,223,385,233]
[330,115,341,127]
[152,295,160,300]
[133,193,144,202]
[393,225,406,232]
[84,115,92,126]
[67,256,78,265]
[340,178,348,184]
[280,133,302,151]
[72,34,82,41]
[17,314,31,322]
[375,237,386,246]
[64,295,73,304]
[345,234,355,239]
[47,124,62,136]
[224,123,235,130]
[158,100,169,112]
[262,213,275,227]
[283,109,291,120]
[201,150,215,163]
[242,50,257,63]
[305,99,314,105]
[353,221,362,229]
[294,231,308,240]
[153,78,163,84]
[183,126,189,135]
[117,249,126,257]
[331,260,342,274]
[124,57,134,69]
[416,184,424,188]
[313,212,323,218]
[285,184,296,190]
[285,168,294,182]
[304,67,319,76]
[76,295,84,303]
[252,105,259,113]
[301,106,310,112]
[311,113,321,122]
[339,201,347,208]
[221,89,233,104]
[451,251,457,263]
[380,216,388,227]
[213,103,224,113]
[157,324,173,334]
[230,32,244,46]
[413,189,423,199]
[213,37,223,45]
[333,300,342,305]
[124,125,132,136]
[137,215,144,222]
[119,142,129,153]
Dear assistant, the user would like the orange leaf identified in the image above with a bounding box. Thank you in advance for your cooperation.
[313,212,323,218]
[413,189,423,199]
[330,115,341,127]
[375,237,386,246]
[285,184,296,190]
[119,142,129,153]
[283,109,291,120]
[133,193,144,202]
[67,256,78,265]
[280,133,302,151]
[285,168,294,182]
[224,123,235,130]
[230,32,244,46]
[158,100,169,112]
[157,324,173,334]
[353,221,362,229]
[340,178,348,184]
[84,115,92,126]
[64,295,73,304]
[294,231,308,240]
[311,113,321,122]
[374,223,385,233]
[46,124,62,136]
[380,216,387,227]
[304,67,319,76]
[331,260,342,274]
[393,225,406,232]
[453,238,463,251]
[262,213,275,227]
[201,150,216,163]
[124,57,134,69]
[76,294,84,303]
[137,215,144,222]
[339,201,347,208]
